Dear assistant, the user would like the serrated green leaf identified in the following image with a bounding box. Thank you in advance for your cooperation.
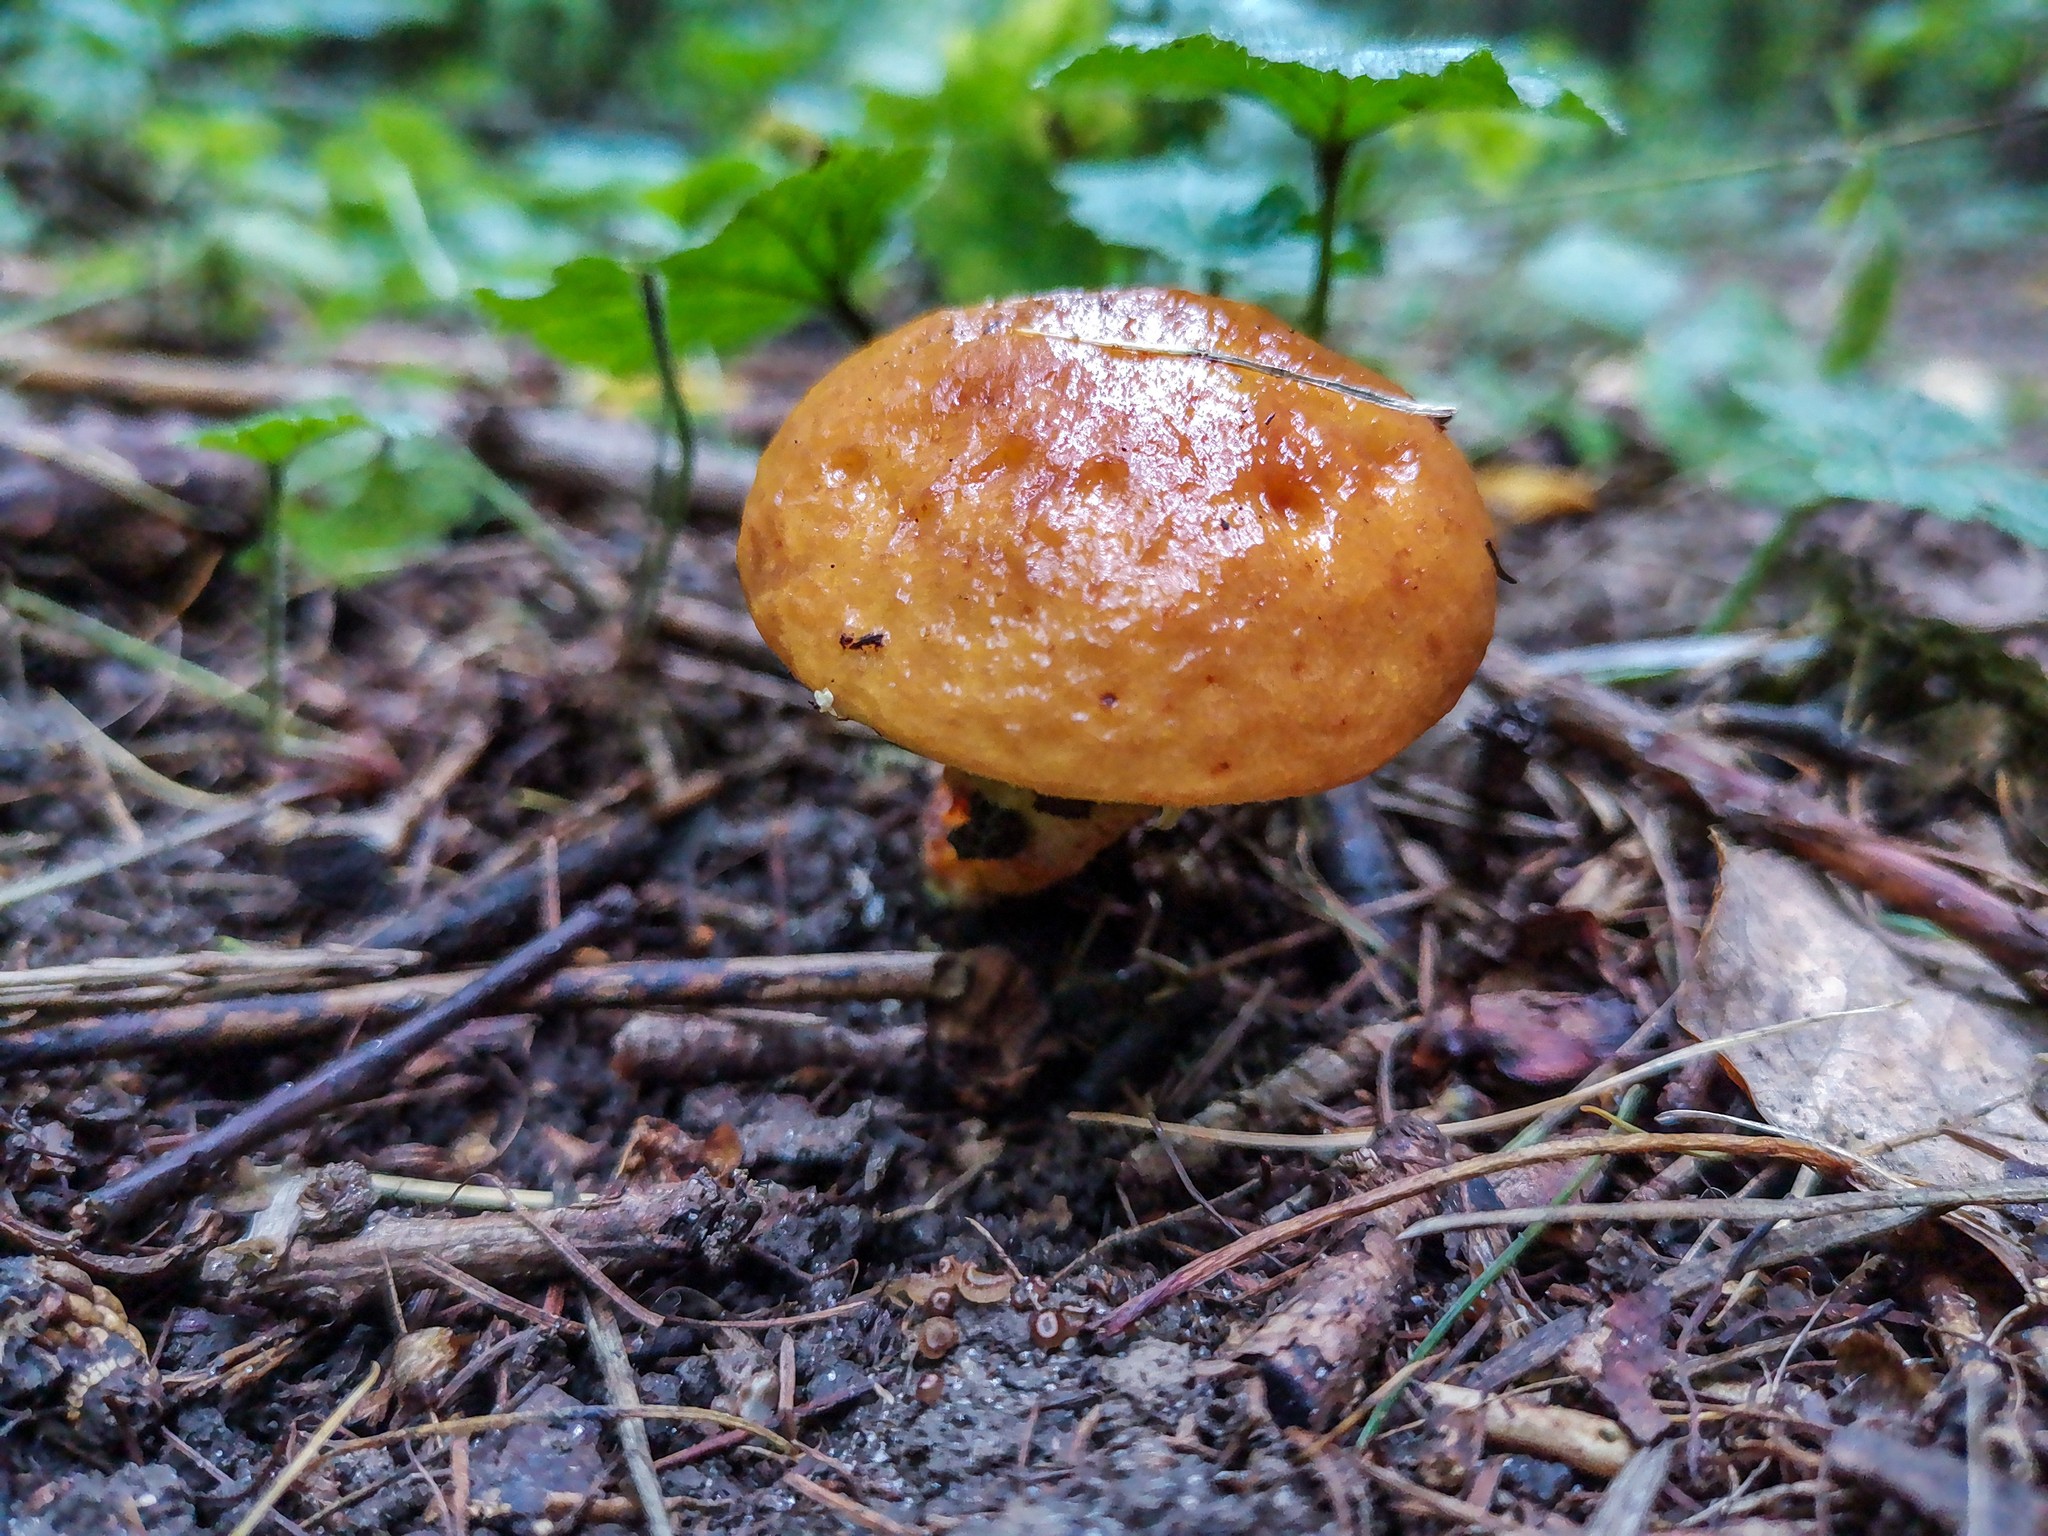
[656,143,928,353]
[477,254,651,376]
[480,144,925,375]
[1051,33,1609,148]
[642,154,770,234]
[1737,379,2048,545]
[192,401,369,464]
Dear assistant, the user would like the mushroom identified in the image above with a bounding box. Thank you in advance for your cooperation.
[737,287,1497,901]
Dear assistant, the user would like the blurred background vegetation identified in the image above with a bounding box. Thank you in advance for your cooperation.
[2,0,2044,588]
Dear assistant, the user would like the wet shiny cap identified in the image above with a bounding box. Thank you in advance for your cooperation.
[738,287,1499,807]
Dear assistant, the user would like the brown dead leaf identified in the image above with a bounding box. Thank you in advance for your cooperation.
[1562,1287,1672,1444]
[1430,989,1638,1086]
[1829,1327,1938,1415]
[1477,462,1601,526]
[1680,844,2048,1184]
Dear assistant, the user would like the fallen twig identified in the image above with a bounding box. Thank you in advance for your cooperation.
[0,943,419,1014]
[1481,641,2048,999]
[1236,1118,1447,1429]
[3,584,351,754]
[467,404,756,517]
[781,1471,920,1536]
[0,950,972,1070]
[322,1403,789,1462]
[241,1172,760,1314]
[0,789,315,913]
[78,889,632,1229]
[582,1292,675,1536]
[1120,1015,1387,1189]
[0,419,209,530]
[358,806,685,961]
[1077,1003,1896,1153]
[612,1012,927,1086]
[1417,1382,1632,1479]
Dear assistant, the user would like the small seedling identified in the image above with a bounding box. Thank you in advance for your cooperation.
[192,402,369,753]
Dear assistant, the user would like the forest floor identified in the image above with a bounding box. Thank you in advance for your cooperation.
[4,256,2048,1536]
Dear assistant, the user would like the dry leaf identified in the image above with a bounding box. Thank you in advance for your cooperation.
[1428,989,1637,1086]
[1476,462,1601,526]
[1680,844,2048,1184]
[1561,1287,1672,1444]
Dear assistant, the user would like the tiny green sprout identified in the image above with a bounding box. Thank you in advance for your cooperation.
[193,401,369,755]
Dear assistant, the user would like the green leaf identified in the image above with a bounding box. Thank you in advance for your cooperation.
[1637,284,1815,501]
[280,426,483,583]
[1818,157,1879,231]
[1821,209,1903,376]
[480,143,926,375]
[642,154,769,234]
[866,0,1117,303]
[656,143,927,352]
[1050,33,1610,148]
[1738,379,2048,546]
[477,254,652,377]
[192,401,369,464]
[1054,154,1310,288]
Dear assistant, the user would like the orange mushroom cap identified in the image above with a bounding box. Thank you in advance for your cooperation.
[738,287,1497,809]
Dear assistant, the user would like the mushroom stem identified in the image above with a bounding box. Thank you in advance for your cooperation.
[921,768,1152,903]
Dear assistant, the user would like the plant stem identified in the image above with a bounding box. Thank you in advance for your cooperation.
[824,282,878,344]
[262,463,287,758]
[1704,500,1827,634]
[470,467,614,616]
[1302,139,1353,342]
[627,268,695,656]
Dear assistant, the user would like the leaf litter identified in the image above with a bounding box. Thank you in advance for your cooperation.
[6,178,2048,1536]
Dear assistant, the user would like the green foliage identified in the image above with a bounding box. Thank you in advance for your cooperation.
[641,155,769,234]
[1637,284,1815,501]
[482,143,925,372]
[0,0,166,137]
[475,254,654,375]
[1053,154,1308,291]
[1051,27,1611,335]
[868,0,1118,302]
[193,402,369,464]
[175,0,454,48]
[1739,379,2048,543]
[1821,217,1904,376]
[1636,279,2048,551]
[195,403,490,582]
[660,143,927,347]
[1519,225,1684,337]
[281,424,486,582]
[1051,33,1608,149]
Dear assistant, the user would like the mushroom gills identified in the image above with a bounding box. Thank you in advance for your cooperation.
[921,768,1152,903]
